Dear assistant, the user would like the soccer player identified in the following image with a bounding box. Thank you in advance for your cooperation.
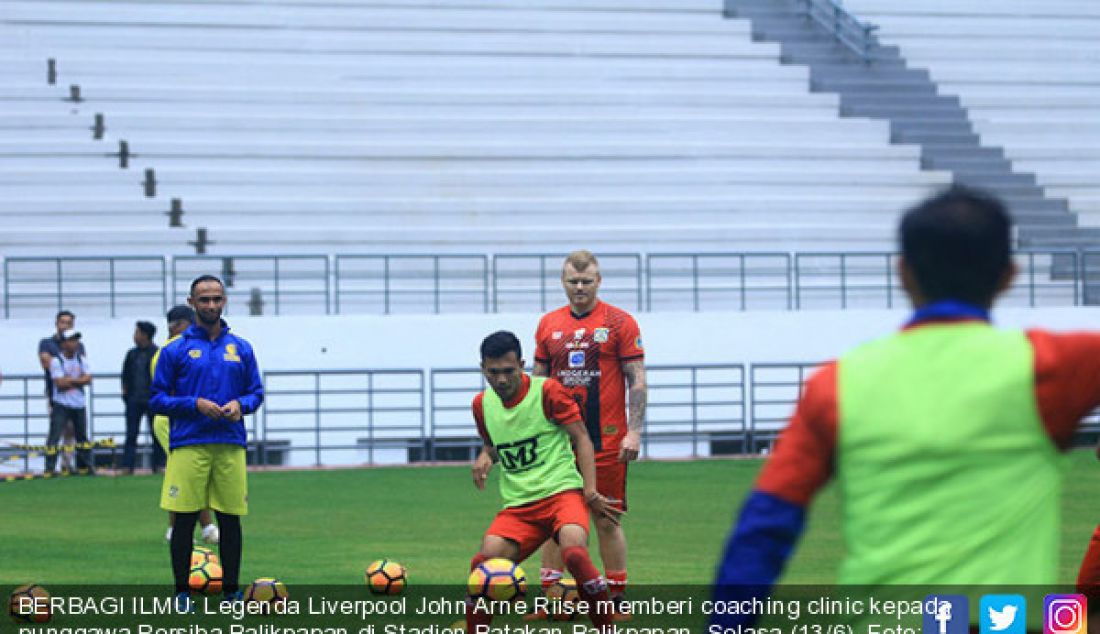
[151,276,264,607]
[712,187,1100,628]
[467,331,622,633]
[532,250,646,604]
[152,305,218,544]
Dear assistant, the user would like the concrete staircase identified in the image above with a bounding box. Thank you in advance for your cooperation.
[724,0,1099,250]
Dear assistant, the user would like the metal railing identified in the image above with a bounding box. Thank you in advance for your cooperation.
[172,255,330,316]
[798,0,878,63]
[261,369,425,466]
[748,362,824,453]
[5,360,1099,471]
[647,252,792,312]
[492,253,643,313]
[335,255,489,315]
[1,250,1096,318]
[1,363,747,470]
[4,256,166,319]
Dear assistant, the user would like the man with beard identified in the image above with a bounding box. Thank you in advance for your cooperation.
[151,275,264,608]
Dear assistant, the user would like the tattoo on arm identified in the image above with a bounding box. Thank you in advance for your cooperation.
[623,359,647,432]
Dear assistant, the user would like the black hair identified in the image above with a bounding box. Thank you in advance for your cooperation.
[136,320,157,340]
[900,186,1013,307]
[189,274,225,296]
[166,305,195,324]
[55,310,74,322]
[480,331,522,361]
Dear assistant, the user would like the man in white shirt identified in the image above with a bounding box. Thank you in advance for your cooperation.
[45,329,94,475]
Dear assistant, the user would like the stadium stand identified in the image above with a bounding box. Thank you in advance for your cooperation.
[727,0,1095,250]
[828,0,1100,248]
[0,0,947,259]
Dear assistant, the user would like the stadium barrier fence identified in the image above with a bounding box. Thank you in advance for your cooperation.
[0,249,1091,318]
[5,361,1095,472]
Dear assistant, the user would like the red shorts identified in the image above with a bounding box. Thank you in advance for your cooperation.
[486,490,590,561]
[595,454,628,512]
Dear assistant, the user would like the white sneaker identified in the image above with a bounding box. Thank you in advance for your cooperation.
[202,524,220,544]
[165,526,173,543]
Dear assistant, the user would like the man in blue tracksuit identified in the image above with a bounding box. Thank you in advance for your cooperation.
[150,274,264,607]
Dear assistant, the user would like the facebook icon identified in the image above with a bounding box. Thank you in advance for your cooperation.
[924,596,969,634]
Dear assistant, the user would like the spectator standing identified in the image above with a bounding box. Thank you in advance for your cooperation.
[45,330,94,475]
[121,320,160,474]
[38,310,86,473]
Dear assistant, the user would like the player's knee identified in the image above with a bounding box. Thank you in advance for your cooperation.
[556,524,588,549]
[594,515,621,535]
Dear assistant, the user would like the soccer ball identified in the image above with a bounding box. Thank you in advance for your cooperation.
[467,558,526,602]
[189,560,224,595]
[9,584,50,624]
[192,546,219,567]
[245,578,289,613]
[544,579,580,621]
[365,560,407,595]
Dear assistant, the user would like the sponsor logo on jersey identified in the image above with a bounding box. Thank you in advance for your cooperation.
[635,337,643,350]
[189,349,202,359]
[569,350,585,368]
[496,437,539,471]
[594,328,609,343]
[223,343,241,363]
[552,331,563,340]
[604,425,618,435]
[574,328,586,340]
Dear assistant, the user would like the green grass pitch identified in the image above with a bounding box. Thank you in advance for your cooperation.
[2,451,1097,586]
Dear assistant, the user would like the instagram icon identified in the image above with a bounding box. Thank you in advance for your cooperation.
[1045,595,1087,634]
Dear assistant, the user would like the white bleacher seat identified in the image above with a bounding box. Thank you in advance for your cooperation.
[0,0,947,260]
[841,0,1100,227]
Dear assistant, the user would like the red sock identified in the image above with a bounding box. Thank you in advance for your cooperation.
[562,546,613,632]
[1077,526,1100,602]
[540,568,564,591]
[606,570,627,599]
[466,554,493,632]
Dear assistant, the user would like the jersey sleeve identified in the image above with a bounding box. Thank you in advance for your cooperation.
[755,362,838,506]
[542,378,583,426]
[617,312,644,361]
[1028,330,1100,449]
[471,393,491,445]
[534,315,550,365]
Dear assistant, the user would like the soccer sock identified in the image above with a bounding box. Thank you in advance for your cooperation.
[606,569,627,600]
[465,554,493,632]
[562,546,613,631]
[216,512,242,594]
[171,512,200,594]
[1077,525,1100,602]
[540,568,564,591]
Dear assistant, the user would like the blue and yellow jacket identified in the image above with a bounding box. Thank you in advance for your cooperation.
[150,321,264,450]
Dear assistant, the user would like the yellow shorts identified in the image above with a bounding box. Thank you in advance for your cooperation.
[154,416,170,454]
[160,444,248,515]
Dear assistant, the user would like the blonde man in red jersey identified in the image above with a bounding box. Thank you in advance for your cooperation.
[531,250,647,608]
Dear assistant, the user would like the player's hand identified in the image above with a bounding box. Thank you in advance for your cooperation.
[618,431,641,463]
[196,398,223,420]
[584,489,625,525]
[472,453,493,490]
[220,400,242,422]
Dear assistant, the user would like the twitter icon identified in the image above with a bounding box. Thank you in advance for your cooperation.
[981,595,1026,634]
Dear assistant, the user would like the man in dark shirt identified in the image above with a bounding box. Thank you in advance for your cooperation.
[121,321,160,474]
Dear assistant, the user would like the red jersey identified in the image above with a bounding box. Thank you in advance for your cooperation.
[534,301,644,455]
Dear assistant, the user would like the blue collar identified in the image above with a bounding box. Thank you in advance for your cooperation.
[906,300,990,328]
[185,320,229,341]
